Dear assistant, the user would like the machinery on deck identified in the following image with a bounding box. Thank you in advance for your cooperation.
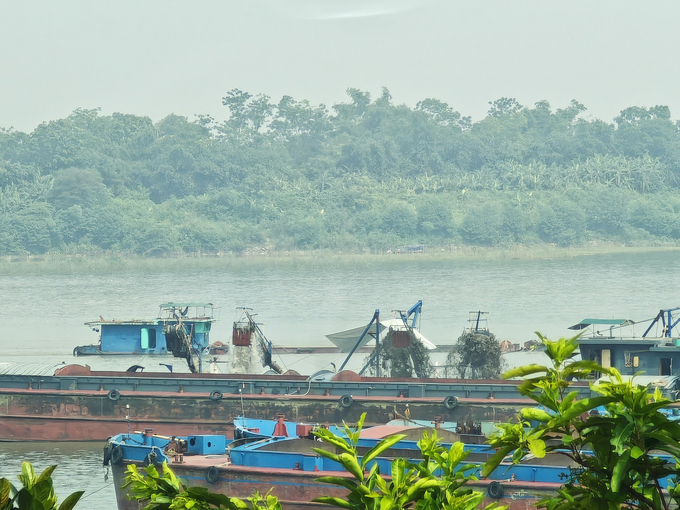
[162,303,217,373]
[232,308,283,374]
[334,300,435,378]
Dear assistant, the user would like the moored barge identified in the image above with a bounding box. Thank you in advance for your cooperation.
[0,363,585,441]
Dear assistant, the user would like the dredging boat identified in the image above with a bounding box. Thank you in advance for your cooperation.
[0,301,572,441]
[73,303,217,362]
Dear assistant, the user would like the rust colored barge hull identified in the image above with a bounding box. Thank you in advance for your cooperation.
[110,460,558,510]
[0,366,591,441]
[0,388,531,442]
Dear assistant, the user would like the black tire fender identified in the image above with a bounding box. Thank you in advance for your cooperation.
[209,390,222,401]
[488,481,504,499]
[111,445,124,465]
[205,466,220,484]
[103,444,111,466]
[108,389,121,401]
[339,394,353,408]
[443,395,458,410]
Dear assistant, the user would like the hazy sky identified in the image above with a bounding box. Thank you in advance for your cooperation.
[1,0,679,132]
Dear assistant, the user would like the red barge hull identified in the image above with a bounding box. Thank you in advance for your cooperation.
[110,460,558,510]
[0,387,533,442]
[0,365,590,442]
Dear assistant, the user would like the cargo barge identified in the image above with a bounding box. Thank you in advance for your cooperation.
[105,419,562,510]
[0,363,591,442]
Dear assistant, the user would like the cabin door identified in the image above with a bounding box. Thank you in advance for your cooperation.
[660,358,672,376]
[601,349,611,369]
[141,328,157,350]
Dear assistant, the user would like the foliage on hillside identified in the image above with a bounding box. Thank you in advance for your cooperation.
[2,90,680,255]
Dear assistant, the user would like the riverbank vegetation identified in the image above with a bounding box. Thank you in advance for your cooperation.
[1,245,678,276]
[3,90,680,258]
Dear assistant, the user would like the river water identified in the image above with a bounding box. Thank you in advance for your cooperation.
[1,250,678,508]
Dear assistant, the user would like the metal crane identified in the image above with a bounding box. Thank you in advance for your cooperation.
[234,308,283,374]
[642,307,680,338]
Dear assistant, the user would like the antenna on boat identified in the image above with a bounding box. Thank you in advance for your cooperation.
[126,404,130,437]
[239,387,245,420]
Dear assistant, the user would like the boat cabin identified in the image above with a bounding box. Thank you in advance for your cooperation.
[80,302,216,356]
[571,309,680,379]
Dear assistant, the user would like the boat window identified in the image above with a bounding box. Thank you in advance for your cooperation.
[624,352,633,367]
[660,358,672,376]
[589,349,600,365]
[141,328,157,349]
[195,322,211,333]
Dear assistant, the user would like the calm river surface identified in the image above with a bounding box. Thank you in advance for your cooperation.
[1,250,679,508]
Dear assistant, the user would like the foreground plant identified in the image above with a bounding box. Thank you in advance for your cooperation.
[485,332,680,510]
[0,461,83,510]
[312,413,505,510]
[123,462,280,510]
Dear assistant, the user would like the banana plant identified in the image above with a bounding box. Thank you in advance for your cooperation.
[485,332,680,510]
[312,413,505,510]
[0,461,83,510]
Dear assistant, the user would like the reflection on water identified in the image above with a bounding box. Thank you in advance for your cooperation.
[0,442,116,510]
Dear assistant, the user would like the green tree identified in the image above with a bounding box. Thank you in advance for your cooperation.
[124,462,280,510]
[9,202,61,253]
[487,98,523,117]
[629,197,680,238]
[381,202,418,237]
[416,98,462,127]
[5,90,680,256]
[221,89,274,140]
[312,413,503,510]
[614,105,677,159]
[0,461,83,510]
[538,199,587,247]
[48,167,106,210]
[459,203,505,246]
[485,332,680,510]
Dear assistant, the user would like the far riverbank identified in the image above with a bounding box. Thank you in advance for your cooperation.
[1,243,679,275]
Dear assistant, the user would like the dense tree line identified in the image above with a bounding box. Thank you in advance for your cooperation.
[2,88,680,256]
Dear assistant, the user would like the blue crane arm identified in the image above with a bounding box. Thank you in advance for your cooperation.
[400,300,422,328]
[643,310,663,338]
[643,307,680,338]
[339,310,379,372]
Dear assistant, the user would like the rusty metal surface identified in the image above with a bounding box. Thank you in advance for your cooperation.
[110,459,556,510]
[0,363,568,442]
[0,364,591,401]
[0,386,526,441]
[0,363,70,376]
